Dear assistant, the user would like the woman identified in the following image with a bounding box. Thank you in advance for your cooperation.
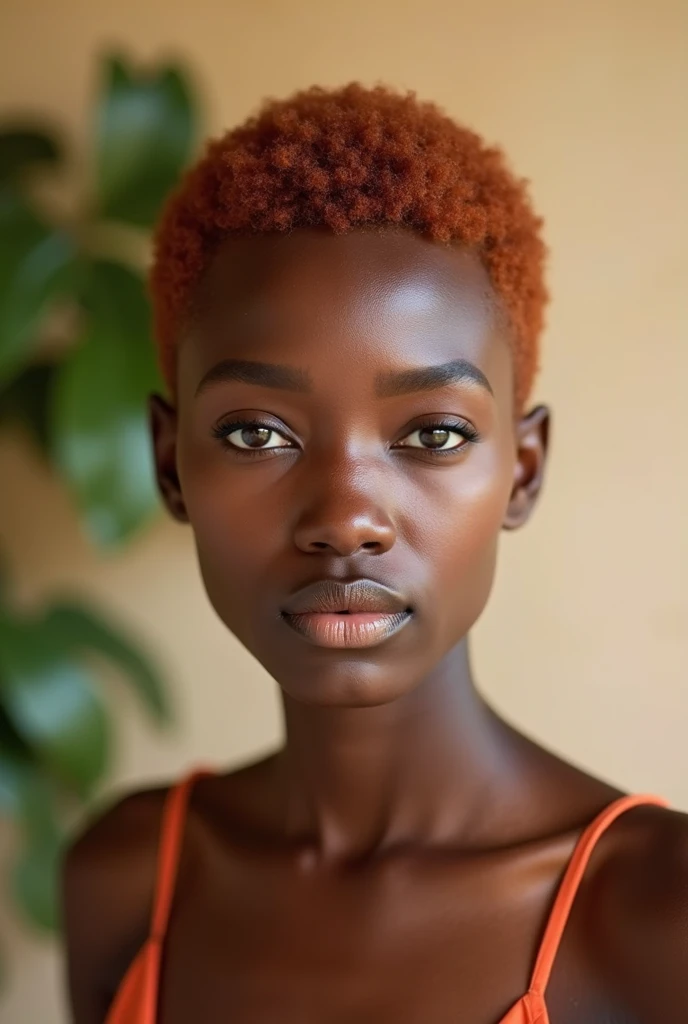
[63,83,687,1023]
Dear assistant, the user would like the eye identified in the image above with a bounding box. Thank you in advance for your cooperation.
[212,419,295,455]
[394,420,479,455]
[212,417,480,458]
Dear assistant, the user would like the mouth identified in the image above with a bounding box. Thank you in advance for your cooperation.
[280,608,413,649]
[280,577,414,649]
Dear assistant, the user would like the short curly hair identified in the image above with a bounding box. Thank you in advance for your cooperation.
[149,82,548,411]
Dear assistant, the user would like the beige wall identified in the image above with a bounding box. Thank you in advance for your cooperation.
[1,0,686,1020]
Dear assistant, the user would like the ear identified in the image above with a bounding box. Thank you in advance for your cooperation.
[149,394,189,523]
[503,404,550,530]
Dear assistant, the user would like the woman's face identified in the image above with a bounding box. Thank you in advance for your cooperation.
[153,227,548,707]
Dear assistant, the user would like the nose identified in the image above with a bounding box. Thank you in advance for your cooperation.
[292,460,397,557]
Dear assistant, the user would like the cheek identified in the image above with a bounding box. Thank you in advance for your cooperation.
[178,423,278,543]
[411,446,513,635]
[185,469,278,556]
[176,437,282,622]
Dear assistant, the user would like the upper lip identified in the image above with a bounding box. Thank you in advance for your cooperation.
[282,578,411,615]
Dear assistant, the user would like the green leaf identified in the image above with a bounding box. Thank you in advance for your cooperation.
[0,611,110,797]
[95,54,197,227]
[42,603,170,722]
[0,694,34,759]
[13,835,62,931]
[10,769,64,931]
[0,759,64,931]
[0,188,78,383]
[0,750,30,815]
[0,127,63,181]
[52,260,163,547]
[0,360,56,457]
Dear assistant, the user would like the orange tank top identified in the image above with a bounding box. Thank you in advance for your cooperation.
[104,768,667,1024]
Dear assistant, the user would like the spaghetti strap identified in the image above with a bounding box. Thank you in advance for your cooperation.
[105,781,667,1024]
[529,792,668,996]
[150,766,216,942]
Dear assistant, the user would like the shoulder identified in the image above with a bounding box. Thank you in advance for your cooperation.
[586,801,688,1021]
[62,778,174,921]
[61,779,172,1022]
[61,755,280,1021]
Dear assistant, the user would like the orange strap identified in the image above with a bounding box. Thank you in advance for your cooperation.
[529,792,669,995]
[150,766,216,941]
[147,772,668,994]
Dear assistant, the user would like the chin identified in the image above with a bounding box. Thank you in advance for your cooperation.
[275,661,418,708]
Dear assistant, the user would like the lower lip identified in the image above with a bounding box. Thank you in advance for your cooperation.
[281,610,412,648]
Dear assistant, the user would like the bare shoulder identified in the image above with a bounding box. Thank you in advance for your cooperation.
[61,753,281,1022]
[585,802,688,1021]
[62,751,278,918]
[61,779,172,1023]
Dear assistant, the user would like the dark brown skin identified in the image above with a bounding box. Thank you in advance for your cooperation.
[62,227,688,1023]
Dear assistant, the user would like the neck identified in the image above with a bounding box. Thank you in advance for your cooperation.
[274,639,525,863]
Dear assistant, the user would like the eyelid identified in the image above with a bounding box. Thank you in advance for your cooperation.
[395,425,470,446]
[212,418,296,450]
[398,412,479,437]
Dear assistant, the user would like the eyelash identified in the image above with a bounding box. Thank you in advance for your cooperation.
[211,418,481,458]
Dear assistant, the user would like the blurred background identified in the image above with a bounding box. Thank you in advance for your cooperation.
[0,0,686,1020]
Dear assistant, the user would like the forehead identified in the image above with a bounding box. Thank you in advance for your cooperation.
[177,227,513,405]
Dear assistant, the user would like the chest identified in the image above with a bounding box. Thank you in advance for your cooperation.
[154,845,631,1024]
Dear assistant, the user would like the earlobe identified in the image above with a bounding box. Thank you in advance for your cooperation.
[149,394,189,523]
[503,404,550,531]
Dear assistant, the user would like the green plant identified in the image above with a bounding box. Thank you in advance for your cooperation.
[0,51,200,963]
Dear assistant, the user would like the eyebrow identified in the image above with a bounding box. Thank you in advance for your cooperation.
[194,357,493,399]
[195,359,310,397]
[376,358,493,398]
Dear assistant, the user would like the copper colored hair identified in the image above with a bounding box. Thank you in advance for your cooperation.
[148,82,548,411]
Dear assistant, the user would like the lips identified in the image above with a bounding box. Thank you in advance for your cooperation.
[282,578,411,616]
[281,578,413,649]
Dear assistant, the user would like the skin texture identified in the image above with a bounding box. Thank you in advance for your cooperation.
[62,227,688,1023]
